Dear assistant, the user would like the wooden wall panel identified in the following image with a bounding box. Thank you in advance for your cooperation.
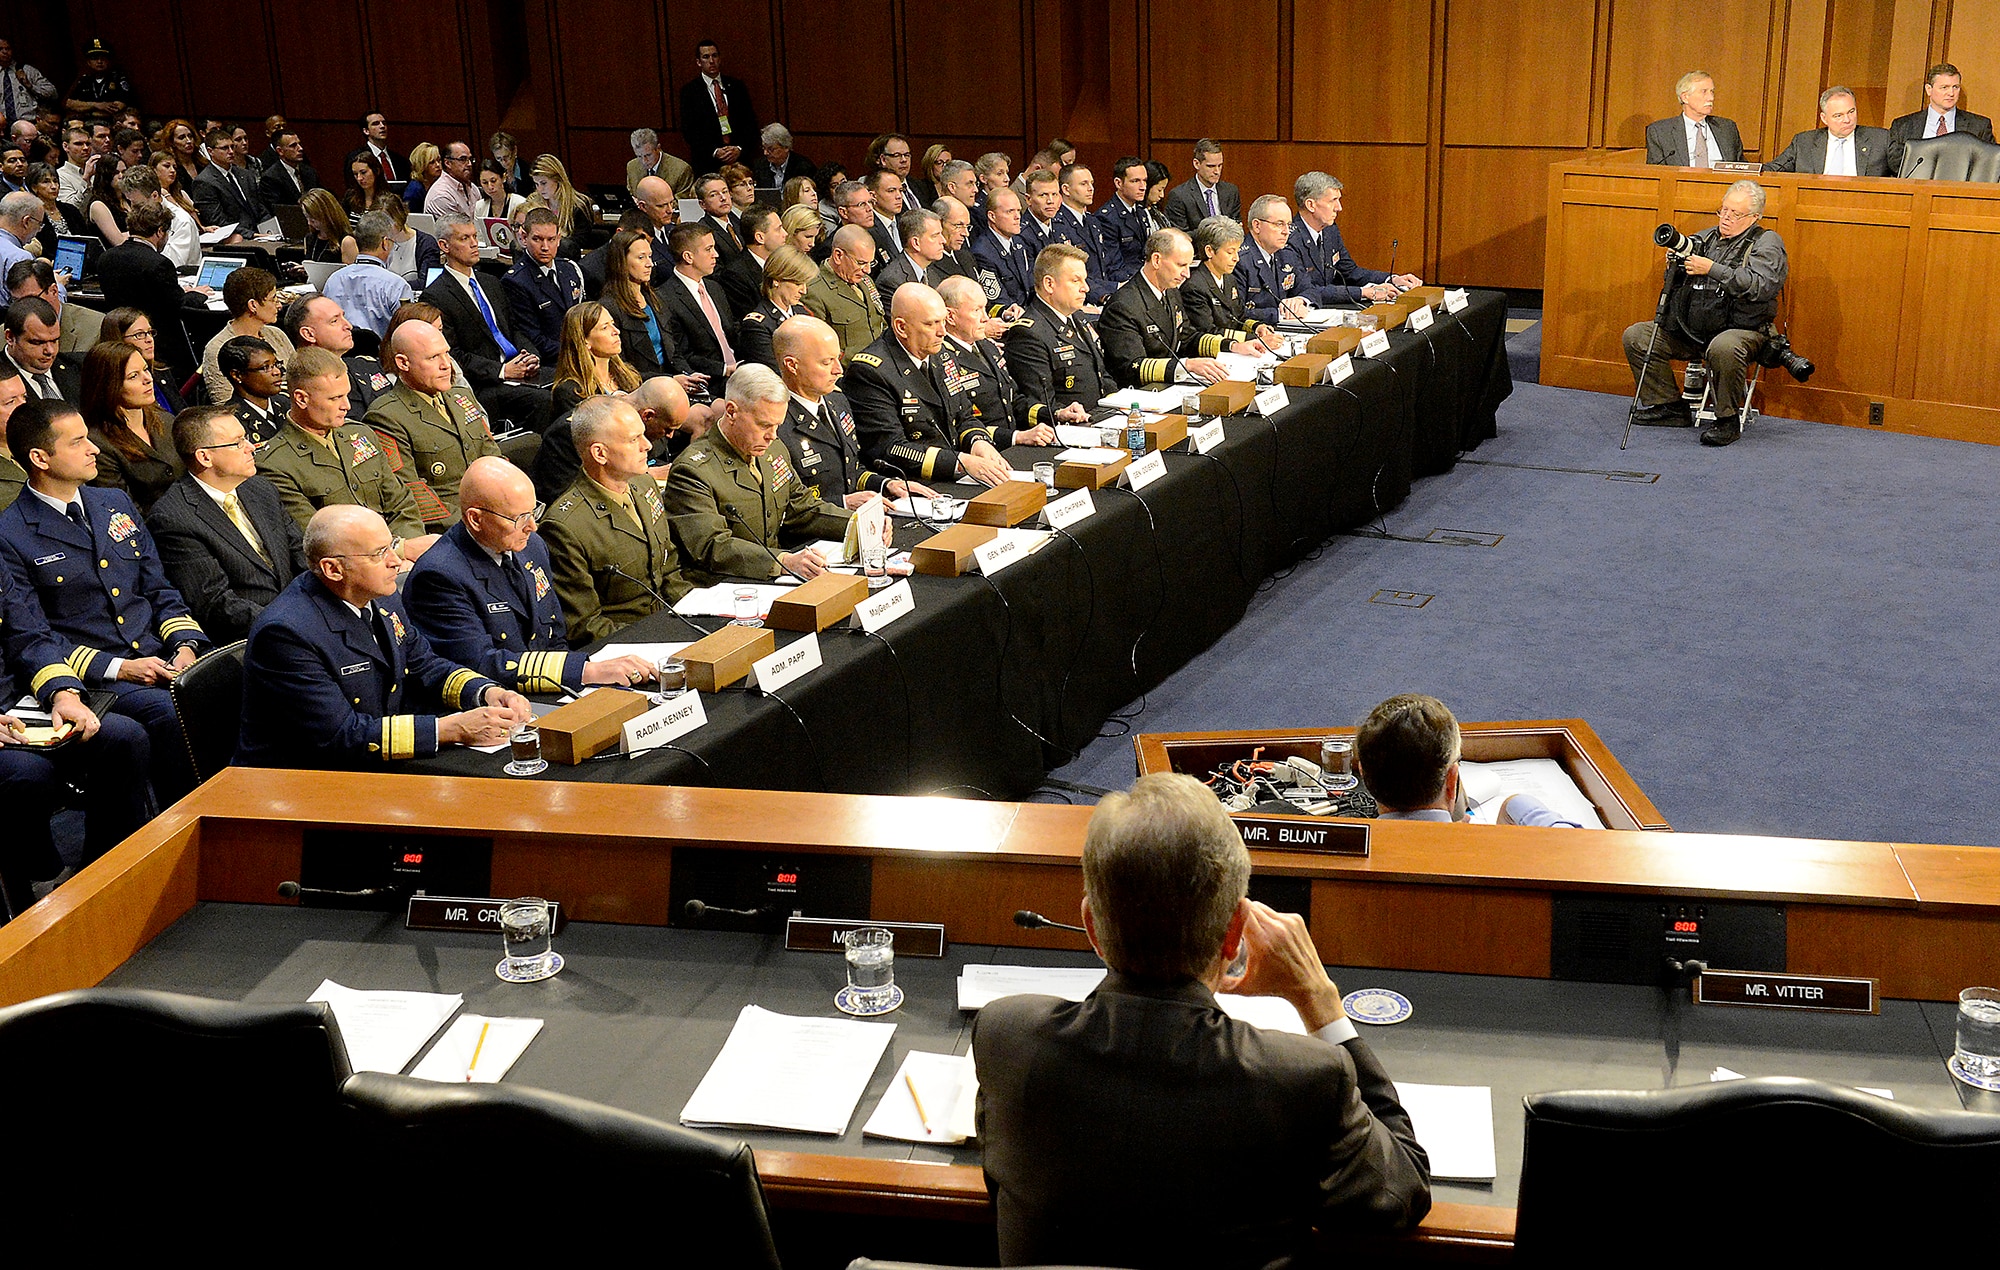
[1438,147,1585,288]
[1442,0,1595,148]
[79,0,187,119]
[178,0,276,121]
[781,0,897,136]
[905,1,1025,139]
[558,0,667,130]
[562,129,647,187]
[1942,3,2000,119]
[295,124,362,188]
[366,1,469,127]
[665,2,779,136]
[1914,226,2000,405]
[269,3,369,126]
[1602,0,1778,153]
[1784,207,1913,398]
[1827,0,1898,125]
[1169,142,1429,275]
[1292,0,1433,145]
[1149,0,1280,141]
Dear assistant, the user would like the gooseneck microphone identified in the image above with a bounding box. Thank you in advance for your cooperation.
[683,899,780,924]
[1014,909,1086,934]
[277,881,402,901]
[608,562,715,636]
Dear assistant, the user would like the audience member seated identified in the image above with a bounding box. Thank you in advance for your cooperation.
[759,123,814,190]
[101,307,185,414]
[1162,137,1240,231]
[932,195,979,283]
[802,224,884,363]
[218,338,284,444]
[665,363,852,583]
[199,266,295,404]
[148,152,203,266]
[282,293,392,411]
[300,187,358,266]
[780,202,820,258]
[94,202,205,380]
[937,274,1057,446]
[597,229,693,384]
[4,295,78,402]
[349,110,408,188]
[718,204,784,319]
[818,178,874,263]
[236,504,530,767]
[363,321,502,527]
[424,141,479,225]
[1646,70,1744,166]
[1887,63,1993,175]
[475,160,525,223]
[660,221,740,387]
[973,771,1432,1268]
[550,301,640,416]
[1355,693,1581,826]
[1234,193,1312,323]
[1094,155,1154,284]
[626,128,692,198]
[375,193,437,284]
[735,244,813,370]
[540,395,692,645]
[1098,227,1227,390]
[81,338,181,512]
[1181,216,1281,357]
[7,258,97,360]
[874,206,947,314]
[404,141,441,214]
[255,127,316,209]
[867,133,916,212]
[534,373,690,514]
[502,207,584,364]
[0,397,206,804]
[772,315,927,507]
[1001,244,1111,429]
[146,404,306,641]
[323,211,415,338]
[0,365,25,509]
[692,174,745,271]
[406,455,656,696]
[192,126,267,230]
[419,216,551,432]
[343,155,385,217]
[526,153,598,258]
[627,175,680,283]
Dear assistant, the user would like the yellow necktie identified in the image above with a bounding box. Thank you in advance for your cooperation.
[222,490,271,563]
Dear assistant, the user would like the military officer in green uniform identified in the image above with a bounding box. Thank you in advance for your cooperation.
[539,395,692,645]
[363,322,501,527]
[257,347,438,559]
[666,364,854,584]
[802,225,887,363]
[0,365,27,512]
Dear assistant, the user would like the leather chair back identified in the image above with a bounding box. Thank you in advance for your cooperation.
[1899,131,2000,180]
[342,1071,784,1263]
[170,639,246,782]
[1517,1076,2000,1259]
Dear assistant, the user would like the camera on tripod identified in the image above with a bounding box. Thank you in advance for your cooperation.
[1754,331,1814,382]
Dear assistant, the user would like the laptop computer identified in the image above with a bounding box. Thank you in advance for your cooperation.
[194,256,247,290]
[589,183,633,214]
[754,185,783,205]
[271,204,311,242]
[302,259,343,291]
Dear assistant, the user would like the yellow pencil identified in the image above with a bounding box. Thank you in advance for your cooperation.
[465,1020,492,1081]
[904,1069,932,1134]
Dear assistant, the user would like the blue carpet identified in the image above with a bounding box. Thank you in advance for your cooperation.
[1506,311,1541,384]
[1050,365,2000,849]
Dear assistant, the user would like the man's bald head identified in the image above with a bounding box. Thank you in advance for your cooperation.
[304,504,386,563]
[459,454,532,512]
[774,314,843,398]
[626,373,691,440]
[390,319,454,393]
[890,283,947,359]
[459,455,539,552]
[303,505,400,602]
[635,175,675,226]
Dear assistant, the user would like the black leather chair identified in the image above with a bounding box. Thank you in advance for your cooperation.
[1517,1076,2000,1259]
[1898,131,2000,180]
[170,639,246,782]
[342,1071,784,1263]
[0,989,360,1232]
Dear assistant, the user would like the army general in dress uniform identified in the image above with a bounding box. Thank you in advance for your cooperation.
[771,315,929,507]
[1001,244,1113,429]
[846,285,1013,487]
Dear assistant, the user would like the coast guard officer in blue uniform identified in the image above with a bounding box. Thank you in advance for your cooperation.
[405,457,656,696]
[236,504,531,768]
[0,398,206,804]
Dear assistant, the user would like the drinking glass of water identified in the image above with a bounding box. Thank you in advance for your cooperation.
[655,658,687,703]
[837,927,901,1015]
[732,586,761,626]
[1956,986,2000,1081]
[1033,461,1055,491]
[862,541,888,589]
[497,897,562,982]
[504,724,546,777]
[1318,737,1357,793]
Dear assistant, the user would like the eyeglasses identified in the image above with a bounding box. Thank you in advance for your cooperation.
[1717,207,1757,222]
[470,502,544,531]
[195,435,255,452]
[331,543,397,564]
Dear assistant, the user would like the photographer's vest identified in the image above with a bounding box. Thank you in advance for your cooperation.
[1670,225,1776,342]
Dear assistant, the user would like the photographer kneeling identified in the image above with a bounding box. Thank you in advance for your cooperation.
[1622,179,1788,448]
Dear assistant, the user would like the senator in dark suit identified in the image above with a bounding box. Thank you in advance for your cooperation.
[1886,66,1996,176]
[1645,75,1745,166]
[1161,141,1241,232]
[679,44,761,169]
[1766,124,1892,175]
[146,415,307,643]
[973,773,1431,1269]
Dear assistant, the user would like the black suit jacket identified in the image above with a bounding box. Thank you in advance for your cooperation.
[1887,108,1997,175]
[759,152,815,190]
[702,212,746,269]
[1645,115,1746,166]
[679,74,761,168]
[1764,126,1893,176]
[419,269,533,391]
[146,473,308,642]
[257,160,319,209]
[873,251,942,314]
[659,272,739,382]
[1161,177,1241,232]
[973,976,1432,1269]
[716,248,770,320]
[96,239,203,378]
[600,290,688,381]
[2,349,84,404]
[192,162,267,229]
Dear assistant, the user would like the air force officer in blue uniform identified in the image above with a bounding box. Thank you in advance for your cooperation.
[404,457,656,696]
[1284,172,1420,307]
[236,503,531,768]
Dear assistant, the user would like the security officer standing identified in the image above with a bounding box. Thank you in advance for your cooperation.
[363,321,502,528]
[1001,244,1110,430]
[802,225,886,363]
[937,275,1058,446]
[1098,228,1228,389]
[772,315,931,506]
[405,457,656,696]
[846,284,1012,487]
[666,364,854,584]
[539,395,692,645]
[0,397,206,804]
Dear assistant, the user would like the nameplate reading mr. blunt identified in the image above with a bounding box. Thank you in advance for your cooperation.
[856,579,914,632]
[1693,970,1878,1015]
[1232,815,1370,856]
[783,916,947,958]
[1360,330,1392,358]
[622,692,707,755]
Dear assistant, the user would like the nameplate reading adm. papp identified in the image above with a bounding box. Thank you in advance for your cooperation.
[1232,814,1369,856]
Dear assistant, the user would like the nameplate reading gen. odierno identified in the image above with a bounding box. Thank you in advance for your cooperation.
[1231,814,1369,856]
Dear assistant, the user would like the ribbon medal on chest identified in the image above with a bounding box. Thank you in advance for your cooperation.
[106,510,138,543]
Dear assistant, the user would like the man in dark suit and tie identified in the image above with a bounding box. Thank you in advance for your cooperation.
[693,173,745,271]
[1887,63,1995,176]
[660,221,739,385]
[873,207,946,314]
[255,129,318,209]
[94,204,206,379]
[4,296,83,403]
[679,40,760,170]
[973,771,1432,1268]
[1099,227,1228,390]
[146,406,307,642]
[347,112,407,187]
[1162,139,1241,232]
[418,216,551,431]
[192,127,267,230]
[1765,87,1893,176]
[1645,71,1745,166]
[501,208,584,363]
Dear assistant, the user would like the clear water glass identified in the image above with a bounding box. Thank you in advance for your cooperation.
[1034,461,1055,491]
[1357,313,1380,333]
[842,927,896,1009]
[498,897,559,981]
[732,586,761,626]
[504,725,546,776]
[1181,392,1202,421]
[863,541,888,589]
[1319,737,1357,793]
[655,658,687,703]
[1958,986,2000,1078]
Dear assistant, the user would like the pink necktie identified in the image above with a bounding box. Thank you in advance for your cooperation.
[696,282,737,374]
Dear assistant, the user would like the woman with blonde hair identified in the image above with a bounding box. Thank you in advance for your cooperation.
[300,187,358,264]
[527,153,596,255]
[404,141,442,212]
[551,301,641,414]
[780,202,821,256]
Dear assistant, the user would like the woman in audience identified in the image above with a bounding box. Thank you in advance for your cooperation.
[199,266,296,404]
[82,340,182,513]
[83,158,130,246]
[343,157,384,216]
[817,160,849,235]
[300,188,358,265]
[736,245,814,370]
[781,175,817,213]
[25,164,78,256]
[527,153,598,256]
[156,118,202,191]
[910,144,950,206]
[102,308,187,415]
[722,162,758,211]
[1144,160,1173,217]
[378,193,440,283]
[550,301,641,414]
[781,202,821,257]
[597,229,681,383]
[488,129,531,196]
[475,160,524,221]
[382,301,473,390]
[1181,216,1277,358]
[151,150,198,219]
[404,142,442,213]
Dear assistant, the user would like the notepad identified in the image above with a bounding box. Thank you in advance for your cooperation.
[863,1051,980,1144]
[1098,386,1188,412]
[956,965,1305,1033]
[680,1005,896,1135]
[1458,758,1606,829]
[308,980,462,1074]
[1393,1082,1497,1181]
[409,1014,544,1083]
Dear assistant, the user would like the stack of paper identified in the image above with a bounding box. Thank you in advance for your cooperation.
[410,1015,544,1083]
[1056,447,1132,465]
[680,1005,897,1135]
[889,495,966,521]
[1458,758,1606,828]
[863,1051,980,1144]
[1392,1083,1497,1181]
[956,965,1305,1033]
[674,582,798,618]
[587,641,692,666]
[1098,386,1188,411]
[1215,349,1280,378]
[308,980,462,1074]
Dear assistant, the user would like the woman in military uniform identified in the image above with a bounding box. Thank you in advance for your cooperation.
[1180,216,1282,359]
[736,245,814,370]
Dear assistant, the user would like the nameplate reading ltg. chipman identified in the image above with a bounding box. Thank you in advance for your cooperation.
[1232,815,1370,856]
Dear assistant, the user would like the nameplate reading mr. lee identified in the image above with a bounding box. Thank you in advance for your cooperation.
[1232,815,1369,856]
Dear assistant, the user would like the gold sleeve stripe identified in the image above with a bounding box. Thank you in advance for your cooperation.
[1139,357,1170,385]
[442,667,480,709]
[1239,320,1260,338]
[384,715,418,760]
[1198,334,1226,357]
[159,616,204,638]
[65,646,103,679]
[518,651,565,696]
[1028,404,1045,426]
[31,664,76,694]
[920,448,939,480]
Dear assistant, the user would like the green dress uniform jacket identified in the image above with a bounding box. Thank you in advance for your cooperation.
[803,263,889,363]
[255,417,427,541]
[665,429,851,584]
[362,381,501,526]
[539,471,691,646]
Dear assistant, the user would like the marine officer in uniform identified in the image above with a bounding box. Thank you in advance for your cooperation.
[0,397,206,804]
[404,456,655,695]
[666,364,854,583]
[1182,216,1283,357]
[257,347,438,559]
[362,322,501,527]
[1000,244,1109,430]
[772,314,932,506]
[937,275,1057,448]
[801,225,886,363]
[845,283,1012,487]
[1098,227,1228,389]
[539,395,692,645]
[236,504,531,768]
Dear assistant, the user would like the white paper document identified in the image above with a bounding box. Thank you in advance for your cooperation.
[1393,1082,1497,1181]
[863,1051,980,1144]
[1458,758,1606,829]
[1098,386,1187,411]
[200,222,238,245]
[674,582,798,617]
[409,1014,545,1083]
[309,980,462,1074]
[889,495,966,521]
[680,1005,897,1135]
[1054,424,1107,447]
[1215,350,1280,377]
[587,641,692,665]
[956,965,1304,1033]
[1056,446,1131,465]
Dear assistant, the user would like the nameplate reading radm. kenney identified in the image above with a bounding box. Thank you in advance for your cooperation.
[1232,815,1369,856]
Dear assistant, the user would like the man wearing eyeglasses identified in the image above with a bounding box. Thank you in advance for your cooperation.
[237,503,533,767]
[1623,179,1787,447]
[405,456,656,695]
[147,405,308,642]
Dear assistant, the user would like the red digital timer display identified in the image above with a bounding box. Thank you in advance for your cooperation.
[1671,919,1699,934]
[774,872,798,886]
[401,852,424,865]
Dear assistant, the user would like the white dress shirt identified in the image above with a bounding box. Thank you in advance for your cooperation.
[1824,131,1856,176]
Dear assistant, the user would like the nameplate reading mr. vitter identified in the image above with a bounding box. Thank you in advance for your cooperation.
[1232,815,1369,856]
[1693,969,1878,1014]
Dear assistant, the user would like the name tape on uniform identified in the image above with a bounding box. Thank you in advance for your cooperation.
[1406,303,1435,331]
[622,691,707,755]
[1444,288,1470,313]
[856,578,914,632]
[1190,419,1226,454]
[1360,330,1392,358]
[1044,487,1096,530]
[1124,449,1168,491]
[1254,384,1290,417]
[1326,354,1355,385]
[751,632,822,693]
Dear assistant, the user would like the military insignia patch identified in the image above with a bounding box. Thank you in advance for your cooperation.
[979,270,1000,301]
[528,562,550,599]
[347,432,381,465]
[853,353,883,367]
[106,511,138,542]
[430,462,446,477]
